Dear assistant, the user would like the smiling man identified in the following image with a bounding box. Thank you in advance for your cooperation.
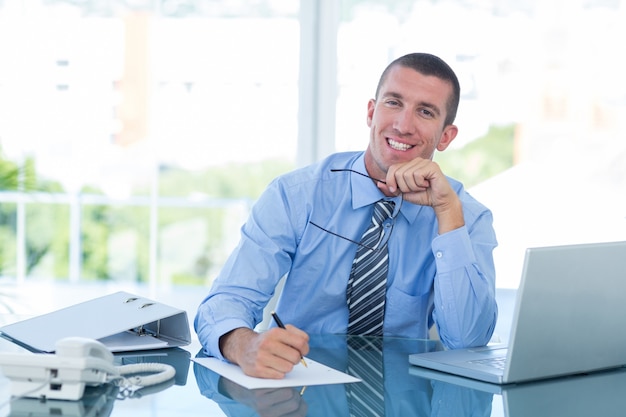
[195,53,498,379]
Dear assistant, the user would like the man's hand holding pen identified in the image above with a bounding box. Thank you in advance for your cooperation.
[219,322,310,379]
[271,312,308,368]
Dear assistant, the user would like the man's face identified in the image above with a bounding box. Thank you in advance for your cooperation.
[364,65,458,180]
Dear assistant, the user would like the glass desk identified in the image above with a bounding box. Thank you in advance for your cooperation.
[2,334,625,417]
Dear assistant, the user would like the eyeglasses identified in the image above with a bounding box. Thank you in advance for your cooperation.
[308,169,403,252]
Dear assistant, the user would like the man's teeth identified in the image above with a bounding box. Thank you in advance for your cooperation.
[388,138,413,151]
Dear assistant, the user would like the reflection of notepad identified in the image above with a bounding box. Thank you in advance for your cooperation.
[0,291,191,353]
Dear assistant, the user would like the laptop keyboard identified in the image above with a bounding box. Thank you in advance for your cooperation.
[469,356,507,370]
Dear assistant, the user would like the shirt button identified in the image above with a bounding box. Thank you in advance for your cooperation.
[436,251,443,259]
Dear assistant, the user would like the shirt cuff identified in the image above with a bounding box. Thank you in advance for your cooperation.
[431,226,477,273]
[206,318,254,362]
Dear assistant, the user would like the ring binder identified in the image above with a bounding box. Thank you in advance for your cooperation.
[0,292,191,353]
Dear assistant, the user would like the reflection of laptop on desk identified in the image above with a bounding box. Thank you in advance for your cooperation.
[409,240,626,384]
[410,365,626,417]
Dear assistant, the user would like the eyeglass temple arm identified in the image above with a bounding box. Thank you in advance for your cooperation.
[330,169,387,185]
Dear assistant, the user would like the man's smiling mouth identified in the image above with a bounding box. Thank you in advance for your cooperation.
[387,138,414,151]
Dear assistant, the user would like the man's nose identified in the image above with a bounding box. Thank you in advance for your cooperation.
[393,109,415,135]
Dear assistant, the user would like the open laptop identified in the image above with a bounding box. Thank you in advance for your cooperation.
[409,240,626,384]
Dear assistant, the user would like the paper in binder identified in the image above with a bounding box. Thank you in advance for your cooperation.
[0,291,191,353]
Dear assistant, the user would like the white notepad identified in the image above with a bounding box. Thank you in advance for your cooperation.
[192,357,360,390]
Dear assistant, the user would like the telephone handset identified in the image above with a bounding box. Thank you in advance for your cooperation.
[56,337,119,382]
[0,337,175,401]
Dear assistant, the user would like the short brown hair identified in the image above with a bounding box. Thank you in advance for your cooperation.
[375,53,461,126]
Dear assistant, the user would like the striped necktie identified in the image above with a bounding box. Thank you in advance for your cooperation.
[347,200,395,336]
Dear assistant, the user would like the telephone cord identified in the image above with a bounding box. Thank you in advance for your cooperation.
[113,363,176,389]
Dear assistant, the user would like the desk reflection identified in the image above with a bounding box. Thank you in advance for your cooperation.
[6,347,190,417]
[194,335,493,417]
[8,383,118,417]
[412,364,626,417]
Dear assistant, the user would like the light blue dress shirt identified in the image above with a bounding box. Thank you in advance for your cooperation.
[195,152,498,359]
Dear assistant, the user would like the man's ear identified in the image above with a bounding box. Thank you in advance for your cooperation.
[436,124,458,151]
[366,99,376,127]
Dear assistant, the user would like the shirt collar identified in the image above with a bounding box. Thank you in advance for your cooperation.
[349,155,422,224]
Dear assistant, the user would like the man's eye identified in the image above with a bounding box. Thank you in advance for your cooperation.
[419,108,434,118]
[385,99,400,106]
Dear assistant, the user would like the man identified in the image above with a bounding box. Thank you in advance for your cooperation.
[195,52,498,379]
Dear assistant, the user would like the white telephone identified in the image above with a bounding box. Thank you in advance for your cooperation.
[0,337,175,401]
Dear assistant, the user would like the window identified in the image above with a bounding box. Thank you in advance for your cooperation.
[1,0,625,291]
[0,1,300,287]
[336,0,626,288]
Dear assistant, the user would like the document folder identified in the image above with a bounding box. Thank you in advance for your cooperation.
[0,291,191,353]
